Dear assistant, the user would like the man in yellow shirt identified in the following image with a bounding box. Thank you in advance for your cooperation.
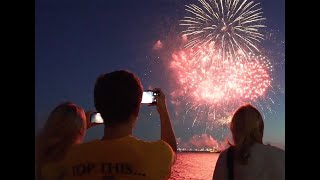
[51,70,177,180]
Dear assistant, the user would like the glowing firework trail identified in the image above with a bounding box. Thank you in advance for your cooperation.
[180,0,266,61]
[170,46,272,126]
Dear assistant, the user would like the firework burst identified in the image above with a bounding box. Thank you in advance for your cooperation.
[180,0,266,62]
[170,45,273,127]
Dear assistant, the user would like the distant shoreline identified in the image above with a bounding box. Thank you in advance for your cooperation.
[177,151,221,153]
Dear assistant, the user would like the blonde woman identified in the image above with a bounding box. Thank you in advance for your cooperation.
[35,102,97,180]
[213,104,285,180]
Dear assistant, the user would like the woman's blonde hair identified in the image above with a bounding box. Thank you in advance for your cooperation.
[229,104,264,164]
[35,102,86,164]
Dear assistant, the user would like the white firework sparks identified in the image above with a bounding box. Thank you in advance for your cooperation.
[180,0,266,61]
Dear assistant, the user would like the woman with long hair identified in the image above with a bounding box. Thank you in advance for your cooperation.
[213,104,285,180]
[35,102,91,180]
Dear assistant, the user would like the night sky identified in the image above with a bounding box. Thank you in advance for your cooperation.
[36,0,285,149]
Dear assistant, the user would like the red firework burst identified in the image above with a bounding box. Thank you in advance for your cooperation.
[169,45,272,125]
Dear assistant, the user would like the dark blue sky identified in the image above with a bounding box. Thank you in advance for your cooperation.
[36,0,284,148]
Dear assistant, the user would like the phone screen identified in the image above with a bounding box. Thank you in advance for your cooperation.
[141,91,156,104]
[90,112,104,124]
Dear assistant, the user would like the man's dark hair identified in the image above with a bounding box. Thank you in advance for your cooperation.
[94,70,143,126]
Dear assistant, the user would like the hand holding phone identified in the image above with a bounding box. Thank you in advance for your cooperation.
[152,88,168,114]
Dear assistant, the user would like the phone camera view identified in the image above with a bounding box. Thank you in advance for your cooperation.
[141,91,159,104]
[90,112,104,124]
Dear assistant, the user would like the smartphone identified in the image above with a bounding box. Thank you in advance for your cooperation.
[141,91,160,104]
[90,112,104,124]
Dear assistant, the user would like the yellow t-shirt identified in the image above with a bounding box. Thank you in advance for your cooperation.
[47,136,175,180]
[40,162,65,180]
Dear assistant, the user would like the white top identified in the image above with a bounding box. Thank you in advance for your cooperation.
[213,143,285,180]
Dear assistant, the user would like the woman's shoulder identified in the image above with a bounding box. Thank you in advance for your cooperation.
[263,144,284,152]
[217,147,230,160]
[253,143,285,157]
